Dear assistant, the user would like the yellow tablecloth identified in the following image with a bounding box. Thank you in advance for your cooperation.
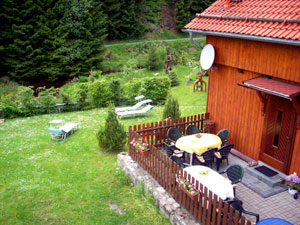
[175,133,221,154]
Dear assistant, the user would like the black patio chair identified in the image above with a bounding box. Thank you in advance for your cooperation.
[167,127,183,143]
[219,164,244,197]
[163,142,184,159]
[224,199,260,223]
[185,124,201,135]
[216,129,230,147]
[216,144,234,171]
[170,155,190,168]
[193,148,217,168]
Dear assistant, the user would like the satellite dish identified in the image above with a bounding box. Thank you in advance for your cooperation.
[200,44,215,70]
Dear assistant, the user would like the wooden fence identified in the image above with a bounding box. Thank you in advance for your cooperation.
[128,114,252,225]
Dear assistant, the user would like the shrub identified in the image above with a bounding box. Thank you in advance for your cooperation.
[122,59,137,80]
[96,104,127,152]
[123,79,143,105]
[37,87,57,114]
[141,76,171,105]
[74,83,89,110]
[0,94,20,118]
[168,71,180,87]
[162,94,180,120]
[109,79,122,106]
[145,47,165,71]
[59,90,72,105]
[88,79,111,108]
[79,76,89,83]
[17,86,39,116]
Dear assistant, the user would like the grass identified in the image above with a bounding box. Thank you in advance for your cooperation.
[0,76,207,224]
[0,38,208,224]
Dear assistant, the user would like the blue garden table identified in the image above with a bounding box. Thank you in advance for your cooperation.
[256,218,293,225]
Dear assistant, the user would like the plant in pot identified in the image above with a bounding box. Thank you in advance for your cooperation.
[176,175,200,201]
[285,172,300,199]
[130,137,149,156]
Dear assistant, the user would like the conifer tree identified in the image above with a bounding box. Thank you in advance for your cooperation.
[175,0,213,31]
[96,104,127,152]
[162,94,180,119]
[0,0,107,82]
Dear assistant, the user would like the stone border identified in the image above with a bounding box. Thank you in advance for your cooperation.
[117,152,200,225]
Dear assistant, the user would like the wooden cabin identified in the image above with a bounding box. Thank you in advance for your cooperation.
[183,0,300,174]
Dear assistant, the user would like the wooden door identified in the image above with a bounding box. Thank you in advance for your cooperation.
[260,95,296,172]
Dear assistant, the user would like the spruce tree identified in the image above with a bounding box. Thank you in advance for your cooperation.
[175,0,213,31]
[96,104,127,152]
[162,94,180,120]
[0,0,107,82]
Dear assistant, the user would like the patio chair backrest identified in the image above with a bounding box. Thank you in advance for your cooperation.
[167,127,183,143]
[164,142,175,157]
[223,164,244,184]
[218,144,234,158]
[185,124,201,135]
[201,148,217,162]
[216,129,230,146]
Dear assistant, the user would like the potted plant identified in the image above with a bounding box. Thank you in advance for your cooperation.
[130,137,149,156]
[285,172,300,199]
[176,175,200,201]
[203,120,215,133]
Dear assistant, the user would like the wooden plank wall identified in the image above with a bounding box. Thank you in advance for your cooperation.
[207,65,265,160]
[207,36,300,83]
[206,35,300,172]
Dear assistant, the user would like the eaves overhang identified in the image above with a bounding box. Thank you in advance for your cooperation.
[182,29,300,47]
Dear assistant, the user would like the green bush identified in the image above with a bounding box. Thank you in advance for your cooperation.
[168,71,180,87]
[123,79,143,105]
[79,76,89,83]
[17,86,38,117]
[0,94,20,118]
[74,83,89,110]
[37,87,57,114]
[109,79,122,106]
[88,79,111,108]
[162,94,180,120]
[96,104,127,152]
[141,76,171,105]
[145,47,165,71]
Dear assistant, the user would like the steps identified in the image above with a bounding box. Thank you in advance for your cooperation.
[241,163,288,198]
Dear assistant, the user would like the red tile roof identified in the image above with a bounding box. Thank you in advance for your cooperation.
[184,0,300,40]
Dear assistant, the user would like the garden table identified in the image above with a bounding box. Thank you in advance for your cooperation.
[183,165,234,200]
[175,133,221,165]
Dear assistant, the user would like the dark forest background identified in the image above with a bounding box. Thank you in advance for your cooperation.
[0,0,213,82]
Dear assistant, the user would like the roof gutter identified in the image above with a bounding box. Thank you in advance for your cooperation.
[182,29,300,47]
[196,14,300,24]
[189,31,203,49]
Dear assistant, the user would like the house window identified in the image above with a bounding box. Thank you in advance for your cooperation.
[273,110,283,147]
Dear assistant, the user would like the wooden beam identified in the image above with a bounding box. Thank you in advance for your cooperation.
[256,91,267,116]
[292,97,300,129]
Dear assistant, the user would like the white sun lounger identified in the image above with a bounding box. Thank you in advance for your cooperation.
[117,105,154,119]
[48,122,78,141]
[115,99,152,112]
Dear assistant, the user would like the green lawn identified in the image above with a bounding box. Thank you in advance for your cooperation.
[0,46,208,225]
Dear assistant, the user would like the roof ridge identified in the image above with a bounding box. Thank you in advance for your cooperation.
[196,13,300,24]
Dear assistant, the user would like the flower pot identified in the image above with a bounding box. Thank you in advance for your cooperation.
[288,188,298,195]
[179,184,198,201]
[137,148,149,156]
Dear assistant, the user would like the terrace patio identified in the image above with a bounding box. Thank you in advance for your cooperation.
[122,113,300,225]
